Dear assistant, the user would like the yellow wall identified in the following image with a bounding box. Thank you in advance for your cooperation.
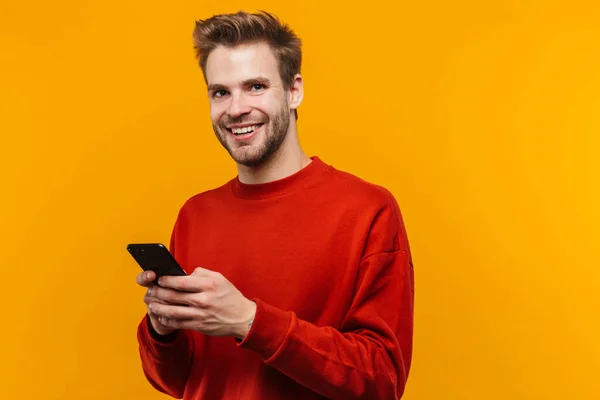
[1,1,598,399]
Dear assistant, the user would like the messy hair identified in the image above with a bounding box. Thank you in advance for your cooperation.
[192,10,302,118]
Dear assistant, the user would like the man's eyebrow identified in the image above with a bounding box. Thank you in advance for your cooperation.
[241,76,271,86]
[207,83,227,91]
[207,77,272,92]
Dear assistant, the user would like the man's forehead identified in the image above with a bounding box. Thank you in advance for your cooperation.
[205,42,279,85]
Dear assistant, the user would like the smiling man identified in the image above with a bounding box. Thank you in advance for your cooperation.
[135,10,415,400]
[207,41,299,170]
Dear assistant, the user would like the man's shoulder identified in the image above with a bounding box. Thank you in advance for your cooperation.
[323,164,399,208]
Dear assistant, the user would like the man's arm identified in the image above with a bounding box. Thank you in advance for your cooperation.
[137,314,196,398]
[237,193,415,399]
[135,222,199,399]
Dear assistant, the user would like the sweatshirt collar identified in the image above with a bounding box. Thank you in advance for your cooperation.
[231,156,329,200]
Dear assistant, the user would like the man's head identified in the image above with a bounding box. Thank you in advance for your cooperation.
[192,11,303,167]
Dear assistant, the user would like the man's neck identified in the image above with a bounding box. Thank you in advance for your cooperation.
[236,131,312,185]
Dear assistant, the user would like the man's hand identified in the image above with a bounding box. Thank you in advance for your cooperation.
[137,270,178,336]
[145,267,257,339]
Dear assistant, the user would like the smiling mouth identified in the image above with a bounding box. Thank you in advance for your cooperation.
[227,124,264,136]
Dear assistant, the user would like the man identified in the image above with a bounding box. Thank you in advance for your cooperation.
[136,10,415,400]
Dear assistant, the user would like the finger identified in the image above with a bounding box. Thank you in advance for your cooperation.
[148,285,191,305]
[158,275,216,292]
[148,311,164,324]
[137,270,156,287]
[144,287,178,306]
[144,295,183,308]
[149,302,203,320]
[144,294,170,306]
[148,312,176,333]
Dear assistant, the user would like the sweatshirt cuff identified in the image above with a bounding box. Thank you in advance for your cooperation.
[146,314,179,342]
[236,298,292,360]
[138,314,181,357]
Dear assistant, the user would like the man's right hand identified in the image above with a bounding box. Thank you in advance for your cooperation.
[137,270,177,336]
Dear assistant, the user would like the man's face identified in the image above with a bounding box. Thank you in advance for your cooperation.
[205,41,291,167]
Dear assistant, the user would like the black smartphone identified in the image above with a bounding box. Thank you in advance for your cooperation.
[127,243,187,284]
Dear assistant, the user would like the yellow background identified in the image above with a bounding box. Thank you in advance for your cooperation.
[1,0,598,399]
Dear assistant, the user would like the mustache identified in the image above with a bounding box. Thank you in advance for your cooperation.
[220,116,268,127]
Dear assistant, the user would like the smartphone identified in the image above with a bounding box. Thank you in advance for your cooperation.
[127,243,187,284]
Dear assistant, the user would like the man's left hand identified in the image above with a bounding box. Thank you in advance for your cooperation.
[147,267,257,339]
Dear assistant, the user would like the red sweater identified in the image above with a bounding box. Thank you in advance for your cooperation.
[137,156,415,399]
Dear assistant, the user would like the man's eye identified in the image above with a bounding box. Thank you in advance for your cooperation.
[251,84,265,91]
[214,90,228,98]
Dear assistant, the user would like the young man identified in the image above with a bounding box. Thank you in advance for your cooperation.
[135,10,415,400]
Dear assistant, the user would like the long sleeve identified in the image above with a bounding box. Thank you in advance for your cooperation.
[136,222,197,399]
[137,314,195,398]
[237,192,415,399]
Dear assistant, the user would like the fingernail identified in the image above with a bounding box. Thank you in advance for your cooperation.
[148,287,153,295]
[146,272,152,280]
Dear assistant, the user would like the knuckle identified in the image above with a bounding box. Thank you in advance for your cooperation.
[144,292,155,304]
[206,278,217,291]
[190,294,205,308]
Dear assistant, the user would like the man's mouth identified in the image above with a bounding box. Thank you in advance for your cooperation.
[227,124,264,139]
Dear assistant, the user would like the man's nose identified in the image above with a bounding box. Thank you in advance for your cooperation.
[227,93,251,118]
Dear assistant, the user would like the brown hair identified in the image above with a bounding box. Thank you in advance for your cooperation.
[192,10,302,118]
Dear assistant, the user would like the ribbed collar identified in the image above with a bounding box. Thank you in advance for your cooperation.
[230,156,330,200]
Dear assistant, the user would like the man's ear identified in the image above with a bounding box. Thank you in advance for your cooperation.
[289,74,304,113]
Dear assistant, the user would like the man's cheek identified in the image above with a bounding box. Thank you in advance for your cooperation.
[209,104,225,123]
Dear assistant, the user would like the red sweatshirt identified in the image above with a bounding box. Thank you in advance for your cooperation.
[137,156,415,400]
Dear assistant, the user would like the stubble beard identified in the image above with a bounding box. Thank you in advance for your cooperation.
[213,103,291,167]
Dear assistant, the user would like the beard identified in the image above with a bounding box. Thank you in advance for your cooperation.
[212,102,291,167]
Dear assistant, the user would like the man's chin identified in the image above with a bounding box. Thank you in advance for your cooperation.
[234,155,267,168]
[228,147,266,167]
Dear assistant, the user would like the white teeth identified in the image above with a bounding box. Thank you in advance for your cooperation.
[232,125,259,134]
